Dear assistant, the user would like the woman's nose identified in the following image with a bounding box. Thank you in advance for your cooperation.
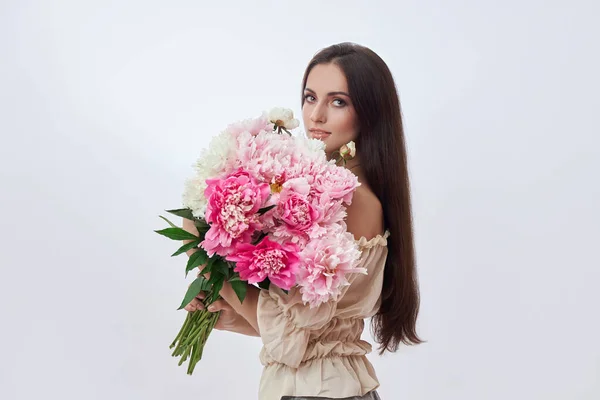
[310,103,326,123]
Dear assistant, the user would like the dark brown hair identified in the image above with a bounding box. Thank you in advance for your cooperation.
[301,42,422,353]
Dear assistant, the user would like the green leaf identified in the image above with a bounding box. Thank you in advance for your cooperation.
[177,277,204,310]
[202,255,219,274]
[159,215,178,228]
[210,278,224,304]
[198,255,218,276]
[194,219,210,232]
[207,259,231,280]
[258,204,276,215]
[185,249,208,277]
[228,275,241,282]
[207,268,226,304]
[155,227,199,241]
[230,280,247,303]
[199,263,211,276]
[207,269,225,286]
[171,240,200,257]
[166,208,195,221]
[212,259,230,276]
[200,278,212,291]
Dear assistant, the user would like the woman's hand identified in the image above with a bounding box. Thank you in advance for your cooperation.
[183,291,260,336]
[184,292,239,331]
[183,291,207,313]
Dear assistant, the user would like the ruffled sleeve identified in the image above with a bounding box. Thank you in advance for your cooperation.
[257,285,336,368]
[354,231,389,249]
[256,232,389,368]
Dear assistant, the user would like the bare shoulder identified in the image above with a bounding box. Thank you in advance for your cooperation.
[344,182,384,242]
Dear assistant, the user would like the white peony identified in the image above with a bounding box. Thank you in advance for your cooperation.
[182,176,208,218]
[268,107,300,130]
[305,136,327,153]
[182,130,237,218]
[195,130,237,176]
[294,135,327,163]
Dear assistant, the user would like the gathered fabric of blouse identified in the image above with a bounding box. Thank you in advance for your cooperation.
[256,231,390,400]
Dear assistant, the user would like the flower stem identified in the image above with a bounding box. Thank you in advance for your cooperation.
[170,311,192,349]
[169,309,221,375]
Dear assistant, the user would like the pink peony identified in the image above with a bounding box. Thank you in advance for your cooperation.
[225,114,273,139]
[297,228,366,307]
[201,169,270,257]
[270,178,323,244]
[308,192,346,230]
[234,130,289,183]
[226,237,300,290]
[278,193,319,233]
[310,162,360,204]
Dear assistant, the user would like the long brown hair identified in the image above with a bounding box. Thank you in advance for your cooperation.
[301,43,422,353]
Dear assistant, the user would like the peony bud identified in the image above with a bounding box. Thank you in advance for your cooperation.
[339,141,356,159]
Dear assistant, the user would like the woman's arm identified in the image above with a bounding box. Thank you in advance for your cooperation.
[218,280,261,334]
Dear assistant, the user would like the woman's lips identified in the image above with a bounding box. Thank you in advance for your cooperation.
[309,129,331,139]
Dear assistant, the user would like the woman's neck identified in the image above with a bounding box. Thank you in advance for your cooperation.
[344,156,361,172]
[326,150,361,174]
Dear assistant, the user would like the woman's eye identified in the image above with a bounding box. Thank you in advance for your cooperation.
[333,98,346,107]
[304,94,316,102]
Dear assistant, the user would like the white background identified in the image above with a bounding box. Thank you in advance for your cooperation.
[1,1,599,399]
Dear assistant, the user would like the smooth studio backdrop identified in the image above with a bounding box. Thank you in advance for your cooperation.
[1,1,598,399]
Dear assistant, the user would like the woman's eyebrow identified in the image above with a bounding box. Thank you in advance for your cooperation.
[304,87,351,97]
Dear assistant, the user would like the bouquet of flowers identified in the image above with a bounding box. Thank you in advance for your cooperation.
[155,107,364,374]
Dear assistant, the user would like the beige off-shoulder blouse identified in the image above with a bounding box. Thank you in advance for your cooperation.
[256,232,390,400]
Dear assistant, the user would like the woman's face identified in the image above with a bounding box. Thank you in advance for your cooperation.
[302,63,359,156]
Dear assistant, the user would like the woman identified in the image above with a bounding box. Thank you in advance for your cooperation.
[183,42,422,400]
